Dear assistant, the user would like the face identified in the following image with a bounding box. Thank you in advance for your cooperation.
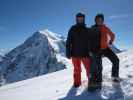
[76,17,84,24]
[96,18,104,26]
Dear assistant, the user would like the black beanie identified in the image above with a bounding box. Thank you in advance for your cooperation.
[95,14,104,22]
[76,12,85,18]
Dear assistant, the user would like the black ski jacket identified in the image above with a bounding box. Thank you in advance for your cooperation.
[90,25,101,54]
[66,24,91,58]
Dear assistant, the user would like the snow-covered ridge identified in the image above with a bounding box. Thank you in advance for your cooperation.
[0,50,133,100]
[39,29,63,40]
[39,29,66,54]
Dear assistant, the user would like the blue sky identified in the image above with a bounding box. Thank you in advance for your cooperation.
[0,0,133,50]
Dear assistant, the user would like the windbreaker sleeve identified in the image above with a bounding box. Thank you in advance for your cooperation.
[105,26,115,43]
[66,27,73,58]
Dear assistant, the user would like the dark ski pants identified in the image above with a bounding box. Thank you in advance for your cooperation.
[100,48,120,77]
[90,48,119,83]
[89,53,102,83]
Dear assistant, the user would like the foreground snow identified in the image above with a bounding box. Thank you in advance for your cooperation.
[0,50,133,100]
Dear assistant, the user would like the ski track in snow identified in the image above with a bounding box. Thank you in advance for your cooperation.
[0,51,133,99]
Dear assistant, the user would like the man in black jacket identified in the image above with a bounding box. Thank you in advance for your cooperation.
[66,13,91,88]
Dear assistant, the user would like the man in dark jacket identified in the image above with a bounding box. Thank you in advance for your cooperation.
[66,12,91,88]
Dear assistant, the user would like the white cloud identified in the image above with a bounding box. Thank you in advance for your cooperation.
[108,14,132,20]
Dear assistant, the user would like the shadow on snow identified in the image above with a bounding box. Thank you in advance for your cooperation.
[58,83,125,100]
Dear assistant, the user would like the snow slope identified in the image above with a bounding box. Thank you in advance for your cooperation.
[0,50,133,100]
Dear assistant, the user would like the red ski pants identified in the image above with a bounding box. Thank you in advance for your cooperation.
[72,57,91,86]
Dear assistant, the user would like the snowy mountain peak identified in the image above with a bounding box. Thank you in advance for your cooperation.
[25,31,49,43]
[0,29,66,84]
[38,29,63,41]
[36,29,66,55]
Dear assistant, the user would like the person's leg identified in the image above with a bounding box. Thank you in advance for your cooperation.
[89,54,98,82]
[87,54,103,91]
[95,55,103,83]
[82,57,91,80]
[72,57,82,87]
[103,48,119,77]
[89,53,102,82]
